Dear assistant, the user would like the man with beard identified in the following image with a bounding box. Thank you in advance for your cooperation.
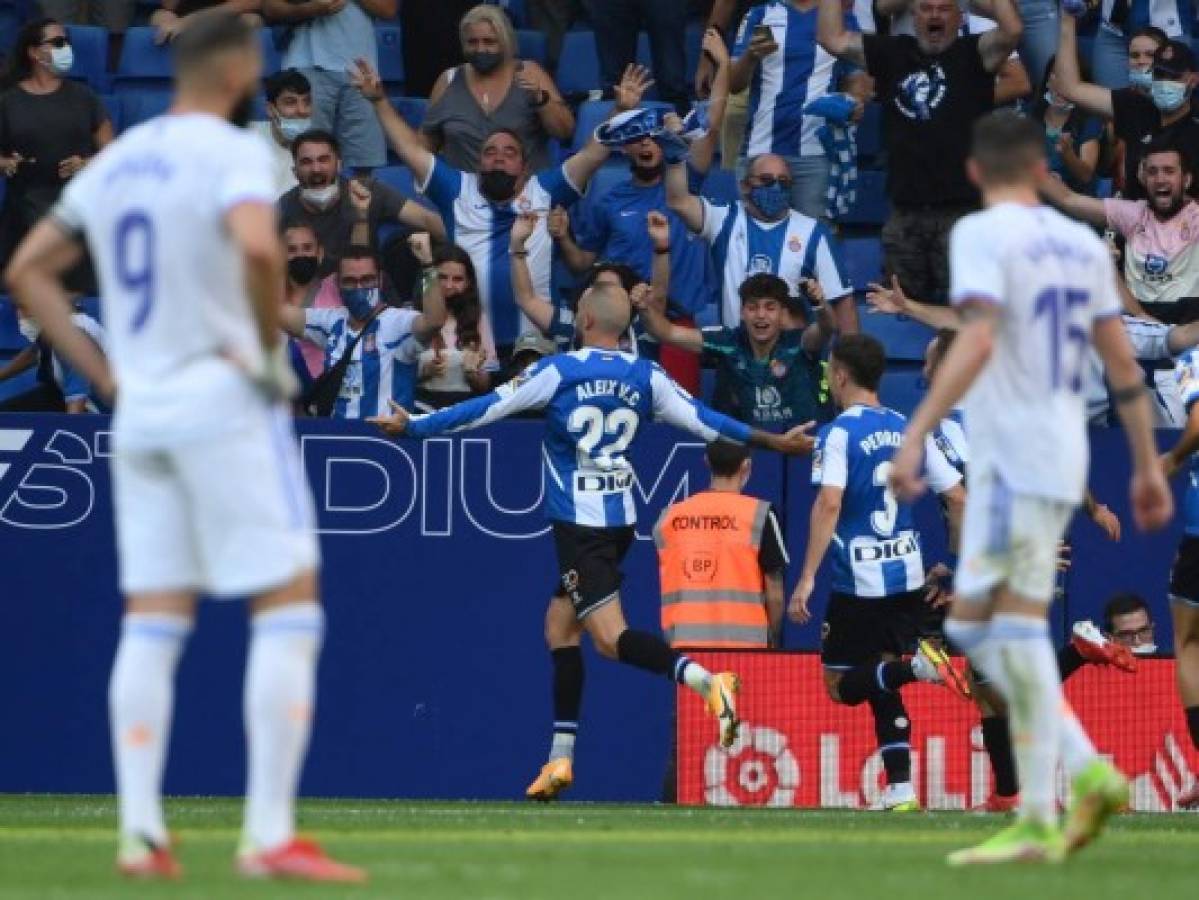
[349,58,615,361]
[817,0,1023,305]
[1040,140,1199,325]
[277,129,444,271]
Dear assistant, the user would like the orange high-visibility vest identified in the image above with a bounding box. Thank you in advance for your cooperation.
[654,491,771,649]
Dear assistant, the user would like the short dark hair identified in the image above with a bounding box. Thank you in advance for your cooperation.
[831,333,886,392]
[172,10,256,77]
[1103,593,1151,633]
[1144,136,1191,174]
[585,261,638,293]
[266,68,311,104]
[1131,25,1169,48]
[291,128,340,161]
[706,440,751,478]
[338,245,379,271]
[738,273,790,307]
[483,127,527,161]
[970,110,1046,184]
[282,220,319,241]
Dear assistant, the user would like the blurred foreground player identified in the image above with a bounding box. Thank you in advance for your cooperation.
[892,110,1173,864]
[3,15,364,882]
[370,282,815,799]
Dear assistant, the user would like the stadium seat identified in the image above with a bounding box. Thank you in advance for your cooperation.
[117,27,172,78]
[683,22,703,90]
[66,26,109,92]
[118,88,172,128]
[840,169,889,226]
[842,236,882,292]
[100,94,122,133]
[557,31,601,97]
[516,29,547,67]
[879,366,925,416]
[860,310,935,362]
[856,102,882,162]
[0,6,19,54]
[373,164,435,211]
[390,96,427,132]
[700,168,739,207]
[376,23,404,88]
[0,296,25,352]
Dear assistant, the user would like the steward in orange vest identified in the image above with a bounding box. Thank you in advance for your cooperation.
[654,441,788,649]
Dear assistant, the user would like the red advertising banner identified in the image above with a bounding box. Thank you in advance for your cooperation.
[677,652,1199,811]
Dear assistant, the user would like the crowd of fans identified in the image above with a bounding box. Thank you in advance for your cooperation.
[5,0,1199,430]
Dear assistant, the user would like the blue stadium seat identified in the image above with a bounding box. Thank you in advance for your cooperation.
[117,27,172,78]
[842,236,882,292]
[879,366,925,416]
[700,168,739,207]
[0,7,19,54]
[856,102,882,162]
[840,169,889,226]
[860,311,935,362]
[391,96,427,131]
[373,164,435,210]
[517,29,547,67]
[66,25,110,92]
[557,30,601,96]
[0,296,26,352]
[377,24,404,87]
[683,22,703,90]
[118,88,171,128]
[100,94,122,133]
[0,367,38,404]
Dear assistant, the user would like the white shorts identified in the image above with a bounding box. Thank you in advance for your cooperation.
[112,407,319,598]
[955,468,1075,604]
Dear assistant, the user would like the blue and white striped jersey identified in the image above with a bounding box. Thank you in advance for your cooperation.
[420,157,581,348]
[812,404,961,597]
[933,409,969,477]
[733,0,857,159]
[1174,348,1199,536]
[698,198,852,325]
[1100,0,1193,37]
[303,307,420,419]
[405,347,753,527]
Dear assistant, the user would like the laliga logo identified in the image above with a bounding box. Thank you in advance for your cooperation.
[704,723,799,807]
[0,428,96,529]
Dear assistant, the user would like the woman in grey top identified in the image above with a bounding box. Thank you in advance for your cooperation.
[422,3,574,173]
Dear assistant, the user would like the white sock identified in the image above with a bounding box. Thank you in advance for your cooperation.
[243,602,324,851]
[990,613,1062,825]
[108,613,191,845]
[944,617,1011,696]
[674,656,712,697]
[549,730,576,762]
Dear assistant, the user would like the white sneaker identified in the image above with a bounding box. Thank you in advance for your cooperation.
[874,781,920,811]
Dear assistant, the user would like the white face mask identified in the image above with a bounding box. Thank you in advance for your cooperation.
[301,182,339,210]
[18,318,40,344]
[48,44,73,76]
[1131,643,1157,655]
[277,116,312,144]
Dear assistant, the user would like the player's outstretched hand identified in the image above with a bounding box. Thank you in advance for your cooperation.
[367,399,411,437]
[865,275,908,316]
[773,420,816,455]
[889,437,927,502]
[1131,464,1174,532]
[788,576,814,623]
[1089,502,1121,541]
[350,58,385,102]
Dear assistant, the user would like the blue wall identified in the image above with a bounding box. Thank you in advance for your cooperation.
[0,416,1185,800]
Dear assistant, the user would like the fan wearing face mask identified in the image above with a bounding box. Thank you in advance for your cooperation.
[1057,14,1199,202]
[249,68,313,197]
[0,18,113,280]
[1035,58,1103,194]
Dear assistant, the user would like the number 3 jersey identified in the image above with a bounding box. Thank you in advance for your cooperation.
[51,113,277,450]
[405,348,753,527]
[812,404,961,598]
[949,203,1121,504]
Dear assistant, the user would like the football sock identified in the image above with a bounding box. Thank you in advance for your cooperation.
[1186,706,1199,751]
[109,613,191,845]
[1058,701,1098,776]
[834,661,915,706]
[1057,643,1086,681]
[243,602,323,851]
[616,629,689,680]
[868,691,912,784]
[980,715,1018,798]
[550,646,583,762]
[989,613,1062,825]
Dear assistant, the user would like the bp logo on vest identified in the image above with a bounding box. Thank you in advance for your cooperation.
[896,64,947,121]
[683,551,718,582]
[704,723,799,806]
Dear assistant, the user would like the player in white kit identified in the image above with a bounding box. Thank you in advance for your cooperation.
[890,112,1173,865]
[3,15,364,883]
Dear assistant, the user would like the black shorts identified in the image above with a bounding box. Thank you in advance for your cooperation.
[1169,535,1199,604]
[552,521,636,619]
[821,590,925,669]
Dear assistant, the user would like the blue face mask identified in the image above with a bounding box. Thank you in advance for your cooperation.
[749,183,789,219]
[1129,68,1154,91]
[277,116,312,143]
[1151,79,1190,112]
[341,286,379,322]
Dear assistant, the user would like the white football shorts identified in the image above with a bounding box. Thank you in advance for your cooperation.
[954,467,1075,604]
[111,406,318,597]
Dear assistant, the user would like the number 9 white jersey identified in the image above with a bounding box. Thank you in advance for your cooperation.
[949,204,1122,504]
[51,114,278,451]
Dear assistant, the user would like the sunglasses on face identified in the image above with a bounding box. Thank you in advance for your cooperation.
[751,174,793,190]
[40,36,70,48]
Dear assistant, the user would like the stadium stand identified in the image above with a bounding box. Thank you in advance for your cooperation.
[65,25,109,93]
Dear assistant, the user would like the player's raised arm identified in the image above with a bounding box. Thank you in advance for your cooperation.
[1037,169,1109,228]
[866,276,961,331]
[351,58,435,185]
[3,218,113,399]
[369,356,562,437]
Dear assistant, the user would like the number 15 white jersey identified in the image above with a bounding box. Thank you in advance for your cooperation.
[52,113,277,451]
[949,203,1122,504]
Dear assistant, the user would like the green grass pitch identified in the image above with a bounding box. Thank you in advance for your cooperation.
[0,796,1196,899]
